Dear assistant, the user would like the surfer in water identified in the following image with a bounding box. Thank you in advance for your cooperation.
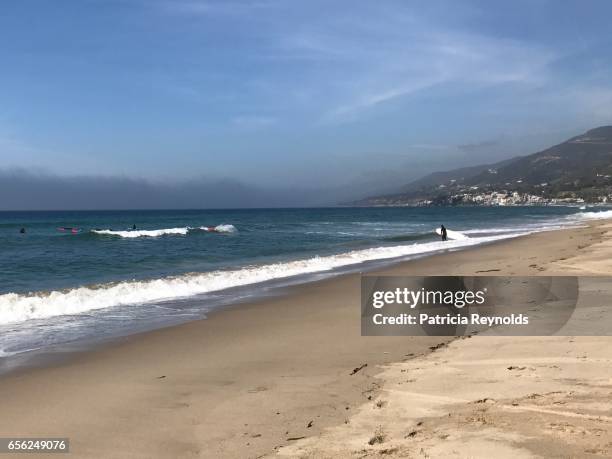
[132,224,137,230]
[58,227,80,234]
[19,227,26,234]
[440,224,447,241]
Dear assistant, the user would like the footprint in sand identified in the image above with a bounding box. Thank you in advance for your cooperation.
[248,386,268,393]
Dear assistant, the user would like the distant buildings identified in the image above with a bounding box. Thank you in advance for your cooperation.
[376,189,608,207]
[357,176,612,207]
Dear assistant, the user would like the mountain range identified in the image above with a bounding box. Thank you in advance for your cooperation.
[353,126,612,205]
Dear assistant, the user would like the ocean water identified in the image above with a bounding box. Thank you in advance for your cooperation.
[0,206,609,360]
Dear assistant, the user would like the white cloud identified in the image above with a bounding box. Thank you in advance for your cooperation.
[275,8,558,123]
[153,1,602,132]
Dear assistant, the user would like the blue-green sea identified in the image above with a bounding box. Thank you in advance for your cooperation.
[0,206,608,361]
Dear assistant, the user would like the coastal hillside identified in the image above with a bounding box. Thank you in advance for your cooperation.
[354,126,612,206]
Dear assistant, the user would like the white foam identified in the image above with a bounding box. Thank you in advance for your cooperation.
[575,209,612,220]
[462,224,566,235]
[449,229,469,240]
[91,224,237,238]
[0,232,525,326]
[92,227,189,238]
[208,224,237,233]
[435,228,469,240]
[463,227,522,234]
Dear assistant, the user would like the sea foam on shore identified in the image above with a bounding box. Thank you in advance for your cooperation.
[1,232,521,325]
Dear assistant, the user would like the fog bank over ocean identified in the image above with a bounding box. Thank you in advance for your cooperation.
[0,169,401,210]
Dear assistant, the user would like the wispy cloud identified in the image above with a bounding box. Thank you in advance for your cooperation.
[322,78,447,122]
[152,2,578,128]
[283,14,558,123]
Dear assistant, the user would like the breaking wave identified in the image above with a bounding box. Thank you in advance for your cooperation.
[91,224,237,238]
[575,209,612,220]
[91,227,190,238]
[198,224,237,233]
[0,232,524,325]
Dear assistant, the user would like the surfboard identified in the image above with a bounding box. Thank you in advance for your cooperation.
[435,228,468,240]
[57,227,81,234]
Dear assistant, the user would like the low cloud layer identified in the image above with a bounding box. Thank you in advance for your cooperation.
[0,169,398,210]
[0,170,310,210]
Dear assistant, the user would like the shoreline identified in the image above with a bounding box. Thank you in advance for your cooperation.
[2,207,590,322]
[0,218,591,370]
[0,220,610,458]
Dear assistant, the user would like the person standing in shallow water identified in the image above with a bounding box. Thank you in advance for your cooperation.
[440,224,447,241]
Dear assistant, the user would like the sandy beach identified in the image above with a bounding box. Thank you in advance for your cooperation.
[3,2,612,457]
[1,220,611,458]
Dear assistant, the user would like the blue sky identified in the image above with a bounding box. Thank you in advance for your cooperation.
[2,0,612,191]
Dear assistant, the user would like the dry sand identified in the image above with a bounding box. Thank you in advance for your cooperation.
[0,220,611,458]
[278,221,612,459]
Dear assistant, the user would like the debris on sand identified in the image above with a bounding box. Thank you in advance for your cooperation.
[368,426,386,445]
[350,363,368,375]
